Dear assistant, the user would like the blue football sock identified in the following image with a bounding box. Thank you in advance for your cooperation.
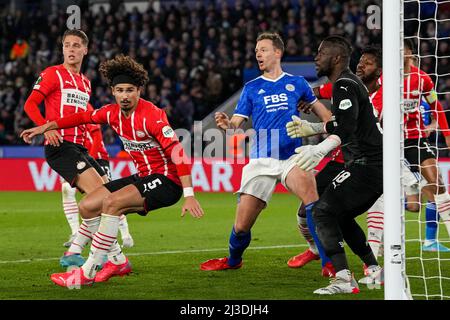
[228,227,251,266]
[305,202,331,267]
[425,201,438,243]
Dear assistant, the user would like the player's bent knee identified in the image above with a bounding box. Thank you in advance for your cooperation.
[102,195,124,216]
[78,198,98,219]
[311,201,329,222]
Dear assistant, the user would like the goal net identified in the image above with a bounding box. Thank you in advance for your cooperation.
[402,0,450,300]
[386,0,450,300]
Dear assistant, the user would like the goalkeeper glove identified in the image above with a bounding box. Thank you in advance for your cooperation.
[286,115,326,138]
[294,135,341,171]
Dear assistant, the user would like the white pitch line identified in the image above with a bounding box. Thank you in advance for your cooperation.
[0,244,307,265]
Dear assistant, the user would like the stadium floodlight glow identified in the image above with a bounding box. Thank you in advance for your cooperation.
[383,0,410,300]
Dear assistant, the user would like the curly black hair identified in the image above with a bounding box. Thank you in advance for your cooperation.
[362,44,382,68]
[99,54,149,87]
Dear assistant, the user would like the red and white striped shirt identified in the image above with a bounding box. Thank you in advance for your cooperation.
[33,64,91,145]
[403,65,436,139]
[84,124,109,161]
[91,99,181,184]
[370,74,383,120]
[84,104,109,160]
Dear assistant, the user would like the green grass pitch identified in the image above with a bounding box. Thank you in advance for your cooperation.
[0,192,448,300]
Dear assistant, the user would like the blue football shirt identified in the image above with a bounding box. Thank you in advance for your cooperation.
[234,72,317,160]
[419,99,432,126]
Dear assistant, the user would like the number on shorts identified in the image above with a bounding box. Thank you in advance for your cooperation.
[332,170,351,185]
[423,141,435,156]
[143,178,162,193]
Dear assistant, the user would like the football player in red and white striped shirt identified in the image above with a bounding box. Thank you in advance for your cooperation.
[356,44,450,258]
[23,30,109,268]
[60,111,135,250]
[355,47,385,267]
[402,39,450,250]
[84,104,135,249]
[22,55,204,288]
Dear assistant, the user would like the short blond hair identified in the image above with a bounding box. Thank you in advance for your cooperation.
[256,32,285,54]
[62,29,89,46]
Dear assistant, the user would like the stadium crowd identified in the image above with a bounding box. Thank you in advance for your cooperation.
[0,0,449,150]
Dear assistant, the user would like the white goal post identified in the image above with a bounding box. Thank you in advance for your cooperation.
[383,0,410,300]
[383,0,450,300]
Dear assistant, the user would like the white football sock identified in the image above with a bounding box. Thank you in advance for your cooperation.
[108,240,127,265]
[68,216,101,254]
[82,214,120,279]
[61,181,80,235]
[297,209,318,255]
[434,192,450,237]
[367,195,384,257]
[119,214,131,238]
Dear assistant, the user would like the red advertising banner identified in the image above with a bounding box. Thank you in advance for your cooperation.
[4,157,448,192]
[0,158,287,192]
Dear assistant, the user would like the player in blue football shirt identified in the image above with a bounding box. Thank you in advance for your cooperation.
[200,32,332,271]
[406,99,450,251]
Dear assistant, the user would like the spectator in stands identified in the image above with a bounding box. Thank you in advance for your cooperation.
[10,38,29,60]
[174,91,195,131]
[2,0,447,149]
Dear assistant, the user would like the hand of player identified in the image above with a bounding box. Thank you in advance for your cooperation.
[44,129,63,147]
[286,115,319,138]
[20,124,62,146]
[294,144,327,171]
[181,196,204,219]
[215,112,230,130]
[297,100,313,114]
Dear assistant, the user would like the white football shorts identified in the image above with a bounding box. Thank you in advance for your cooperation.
[237,154,298,204]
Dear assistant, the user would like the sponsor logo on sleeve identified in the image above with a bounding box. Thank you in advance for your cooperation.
[33,76,43,90]
[162,126,174,138]
[338,99,352,110]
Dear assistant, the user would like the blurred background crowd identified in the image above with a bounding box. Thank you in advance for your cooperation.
[0,0,448,151]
